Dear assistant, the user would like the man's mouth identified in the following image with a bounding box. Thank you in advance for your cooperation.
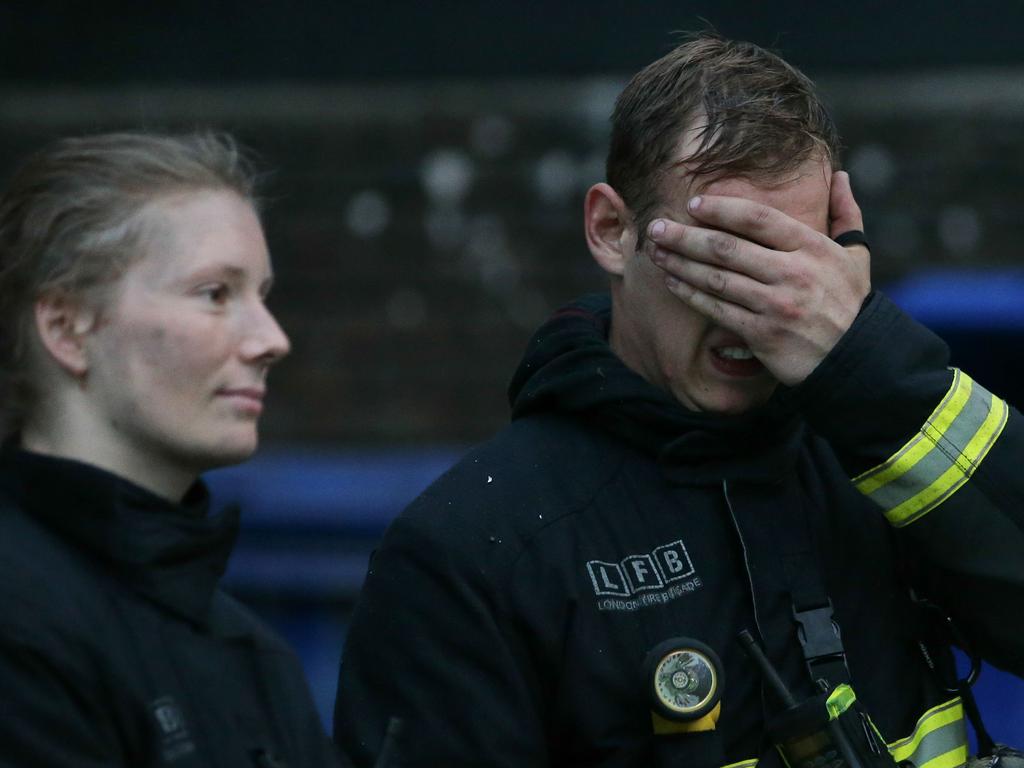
[709,345,764,377]
[714,346,755,361]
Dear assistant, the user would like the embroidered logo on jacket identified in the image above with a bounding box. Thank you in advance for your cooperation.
[149,696,197,762]
[586,539,702,611]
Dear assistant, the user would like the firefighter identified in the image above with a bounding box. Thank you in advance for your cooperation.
[335,35,1022,767]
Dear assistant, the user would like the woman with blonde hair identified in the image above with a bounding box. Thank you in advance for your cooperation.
[0,132,339,767]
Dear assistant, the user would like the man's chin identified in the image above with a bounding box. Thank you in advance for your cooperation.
[675,383,778,416]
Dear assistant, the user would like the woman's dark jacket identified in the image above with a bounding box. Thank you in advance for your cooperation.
[0,450,340,768]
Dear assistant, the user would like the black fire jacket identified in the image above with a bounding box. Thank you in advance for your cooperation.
[335,292,1024,767]
[0,450,340,768]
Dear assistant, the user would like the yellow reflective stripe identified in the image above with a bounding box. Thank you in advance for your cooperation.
[852,369,1009,527]
[854,369,971,494]
[888,698,969,768]
[829,689,966,768]
[885,394,1008,527]
[923,749,971,768]
[888,698,961,756]
[826,683,857,719]
[719,698,967,768]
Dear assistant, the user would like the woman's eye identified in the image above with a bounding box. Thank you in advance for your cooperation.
[200,284,230,304]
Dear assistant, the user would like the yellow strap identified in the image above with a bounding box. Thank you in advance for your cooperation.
[825,683,857,719]
[652,701,722,734]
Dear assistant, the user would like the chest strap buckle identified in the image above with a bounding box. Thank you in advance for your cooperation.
[793,600,850,687]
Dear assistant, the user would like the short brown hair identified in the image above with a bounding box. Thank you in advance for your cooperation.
[607,33,840,246]
[0,131,259,438]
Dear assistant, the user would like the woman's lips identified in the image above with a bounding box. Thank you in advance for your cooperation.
[217,387,265,414]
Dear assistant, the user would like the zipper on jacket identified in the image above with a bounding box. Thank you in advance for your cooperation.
[722,479,773,722]
[722,479,765,643]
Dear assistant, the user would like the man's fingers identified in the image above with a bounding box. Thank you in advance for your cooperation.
[682,194,810,251]
[665,276,758,335]
[652,248,767,312]
[648,219,781,284]
[828,171,865,240]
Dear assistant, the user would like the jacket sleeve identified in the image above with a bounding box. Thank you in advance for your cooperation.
[0,628,123,767]
[794,291,1024,676]
[333,510,549,768]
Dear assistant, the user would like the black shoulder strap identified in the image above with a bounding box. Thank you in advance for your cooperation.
[776,497,851,690]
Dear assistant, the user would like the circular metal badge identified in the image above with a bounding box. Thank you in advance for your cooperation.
[644,638,722,721]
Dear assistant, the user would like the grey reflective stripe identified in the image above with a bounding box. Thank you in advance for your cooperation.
[888,698,969,768]
[897,720,968,768]
[853,368,1009,527]
[865,384,994,513]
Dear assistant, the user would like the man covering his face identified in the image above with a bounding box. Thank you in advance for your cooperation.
[335,34,1021,767]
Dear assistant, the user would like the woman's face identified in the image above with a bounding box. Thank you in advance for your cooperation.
[82,190,290,480]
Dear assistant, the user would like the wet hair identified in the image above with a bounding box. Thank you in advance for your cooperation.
[0,131,259,438]
[607,32,840,247]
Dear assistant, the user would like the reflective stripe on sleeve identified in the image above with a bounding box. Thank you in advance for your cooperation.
[853,368,1009,527]
[888,697,969,768]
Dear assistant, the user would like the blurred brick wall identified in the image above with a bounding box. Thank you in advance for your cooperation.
[2,73,1022,445]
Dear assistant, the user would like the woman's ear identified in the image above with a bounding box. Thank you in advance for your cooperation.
[584,183,635,277]
[33,293,96,378]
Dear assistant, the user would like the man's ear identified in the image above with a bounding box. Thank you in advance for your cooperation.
[584,183,634,277]
[33,293,97,378]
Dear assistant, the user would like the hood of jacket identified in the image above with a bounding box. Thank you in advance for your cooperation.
[0,448,239,625]
[508,293,803,483]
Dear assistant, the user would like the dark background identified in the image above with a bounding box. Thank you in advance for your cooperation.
[6,2,1024,83]
[3,0,1022,739]
[5,1,1024,445]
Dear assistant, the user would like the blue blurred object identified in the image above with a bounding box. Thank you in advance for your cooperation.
[887,269,1024,410]
[206,447,462,723]
[208,447,463,534]
[205,269,1024,742]
[886,268,1024,330]
[969,658,1024,751]
[209,447,462,597]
